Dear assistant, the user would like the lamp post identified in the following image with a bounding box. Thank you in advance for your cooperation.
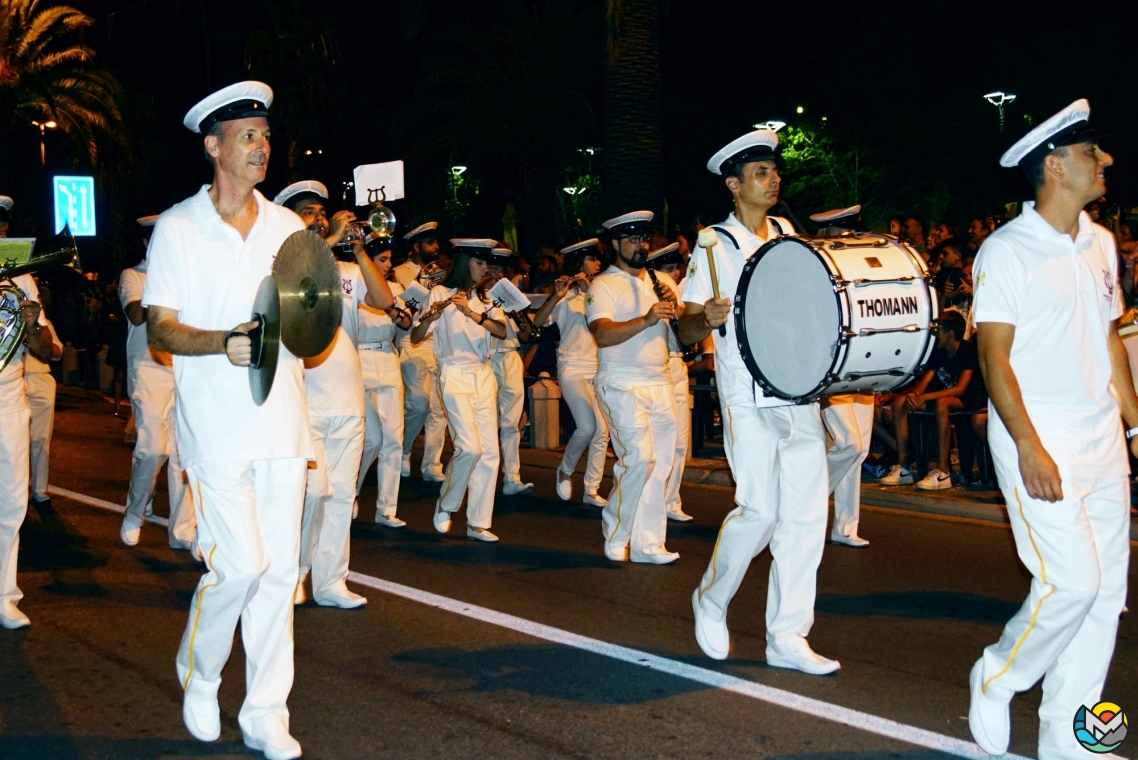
[31,120,57,165]
[983,91,1016,135]
[752,120,786,132]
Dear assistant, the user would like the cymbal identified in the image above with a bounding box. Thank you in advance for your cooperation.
[249,275,281,406]
[272,230,341,358]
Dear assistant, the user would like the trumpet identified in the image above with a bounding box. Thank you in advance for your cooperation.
[646,268,699,363]
[0,240,82,373]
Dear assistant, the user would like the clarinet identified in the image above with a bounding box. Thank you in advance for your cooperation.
[646,268,699,363]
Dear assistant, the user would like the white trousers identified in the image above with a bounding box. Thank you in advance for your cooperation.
[400,342,447,474]
[25,372,56,500]
[976,467,1129,760]
[595,379,676,558]
[437,363,499,529]
[358,379,405,518]
[822,395,874,539]
[490,351,525,484]
[301,415,364,596]
[177,458,306,733]
[665,356,690,514]
[696,402,828,646]
[0,409,30,609]
[558,375,609,496]
[125,367,195,546]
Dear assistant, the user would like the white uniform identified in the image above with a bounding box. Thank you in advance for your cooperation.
[683,214,830,649]
[356,280,405,520]
[299,261,367,600]
[822,393,874,540]
[396,261,447,478]
[1,274,48,619]
[119,265,195,547]
[971,203,1129,760]
[144,187,312,731]
[657,274,690,516]
[550,289,608,496]
[488,315,526,487]
[24,316,62,502]
[586,265,677,559]
[424,285,505,529]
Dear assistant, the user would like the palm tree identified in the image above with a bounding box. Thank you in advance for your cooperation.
[602,0,664,220]
[0,0,125,185]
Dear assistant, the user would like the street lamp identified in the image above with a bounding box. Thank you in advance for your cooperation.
[753,120,786,132]
[450,165,467,177]
[984,91,1017,134]
[796,106,804,114]
[31,119,57,165]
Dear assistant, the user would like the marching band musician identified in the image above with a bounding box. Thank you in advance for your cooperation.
[273,180,395,609]
[587,211,680,564]
[410,239,507,542]
[119,215,196,551]
[24,313,63,510]
[487,247,535,496]
[145,81,311,758]
[396,222,448,482]
[0,193,54,630]
[646,242,694,523]
[531,240,609,506]
[679,129,839,674]
[355,244,412,529]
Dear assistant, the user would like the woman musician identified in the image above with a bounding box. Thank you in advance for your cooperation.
[410,239,507,541]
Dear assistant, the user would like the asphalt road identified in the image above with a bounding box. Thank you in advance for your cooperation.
[1,393,1135,760]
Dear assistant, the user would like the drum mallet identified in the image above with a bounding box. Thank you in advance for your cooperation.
[696,227,727,337]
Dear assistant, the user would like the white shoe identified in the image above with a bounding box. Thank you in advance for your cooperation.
[293,572,308,606]
[352,501,358,520]
[555,468,573,500]
[401,458,411,477]
[0,602,30,630]
[878,464,913,486]
[502,480,534,496]
[916,468,953,491]
[182,682,220,742]
[830,532,869,548]
[603,543,629,562]
[422,467,446,483]
[968,660,1010,756]
[692,590,728,660]
[766,637,840,675]
[375,514,406,528]
[192,539,205,563]
[467,526,499,542]
[433,503,452,534]
[583,493,607,507]
[631,547,680,565]
[120,516,142,547]
[243,716,302,760]
[667,508,693,522]
[315,583,367,609]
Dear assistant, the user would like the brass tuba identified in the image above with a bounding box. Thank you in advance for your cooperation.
[0,239,81,372]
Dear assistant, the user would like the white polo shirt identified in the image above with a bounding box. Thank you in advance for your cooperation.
[586,264,670,385]
[0,274,49,412]
[550,289,598,380]
[142,186,313,467]
[358,280,403,390]
[119,266,173,374]
[973,201,1126,482]
[422,285,505,367]
[682,213,795,409]
[304,260,366,418]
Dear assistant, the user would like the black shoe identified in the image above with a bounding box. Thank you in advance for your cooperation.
[30,496,52,509]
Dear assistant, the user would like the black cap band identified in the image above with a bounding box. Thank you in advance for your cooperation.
[199,99,269,134]
[721,145,777,175]
[1019,120,1096,168]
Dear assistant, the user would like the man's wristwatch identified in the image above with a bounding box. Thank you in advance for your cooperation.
[1127,426,1138,440]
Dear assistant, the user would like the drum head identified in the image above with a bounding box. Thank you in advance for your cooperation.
[735,238,841,400]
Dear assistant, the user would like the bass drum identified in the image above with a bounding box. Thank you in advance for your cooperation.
[734,233,937,402]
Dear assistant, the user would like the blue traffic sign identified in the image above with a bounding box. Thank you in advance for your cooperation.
[53,175,97,236]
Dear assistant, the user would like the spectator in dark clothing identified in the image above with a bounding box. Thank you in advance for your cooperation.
[933,237,969,309]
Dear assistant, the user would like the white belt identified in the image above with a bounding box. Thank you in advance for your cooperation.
[491,348,517,355]
[359,340,393,351]
[669,351,684,358]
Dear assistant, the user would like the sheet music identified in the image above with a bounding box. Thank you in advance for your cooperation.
[526,294,549,309]
[488,278,531,313]
[400,281,430,308]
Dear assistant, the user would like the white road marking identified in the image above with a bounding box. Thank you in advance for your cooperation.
[51,484,1030,759]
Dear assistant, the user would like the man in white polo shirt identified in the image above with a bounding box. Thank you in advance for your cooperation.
[587,210,679,565]
[968,99,1138,760]
[144,81,311,760]
[678,129,838,675]
[24,312,63,509]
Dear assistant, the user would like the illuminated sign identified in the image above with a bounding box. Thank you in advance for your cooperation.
[53,175,97,236]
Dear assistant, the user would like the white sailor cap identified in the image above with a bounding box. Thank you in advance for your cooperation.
[0,196,13,212]
[450,238,498,260]
[272,180,328,209]
[1000,99,1096,169]
[136,214,159,228]
[489,247,516,264]
[403,221,439,241]
[707,129,779,175]
[183,81,273,134]
[809,205,861,223]
[560,238,601,255]
[646,242,682,268]
[602,210,654,235]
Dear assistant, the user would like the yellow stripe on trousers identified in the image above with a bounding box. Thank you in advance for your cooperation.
[182,482,219,692]
[983,486,1054,694]
[700,407,739,603]
[595,389,627,545]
